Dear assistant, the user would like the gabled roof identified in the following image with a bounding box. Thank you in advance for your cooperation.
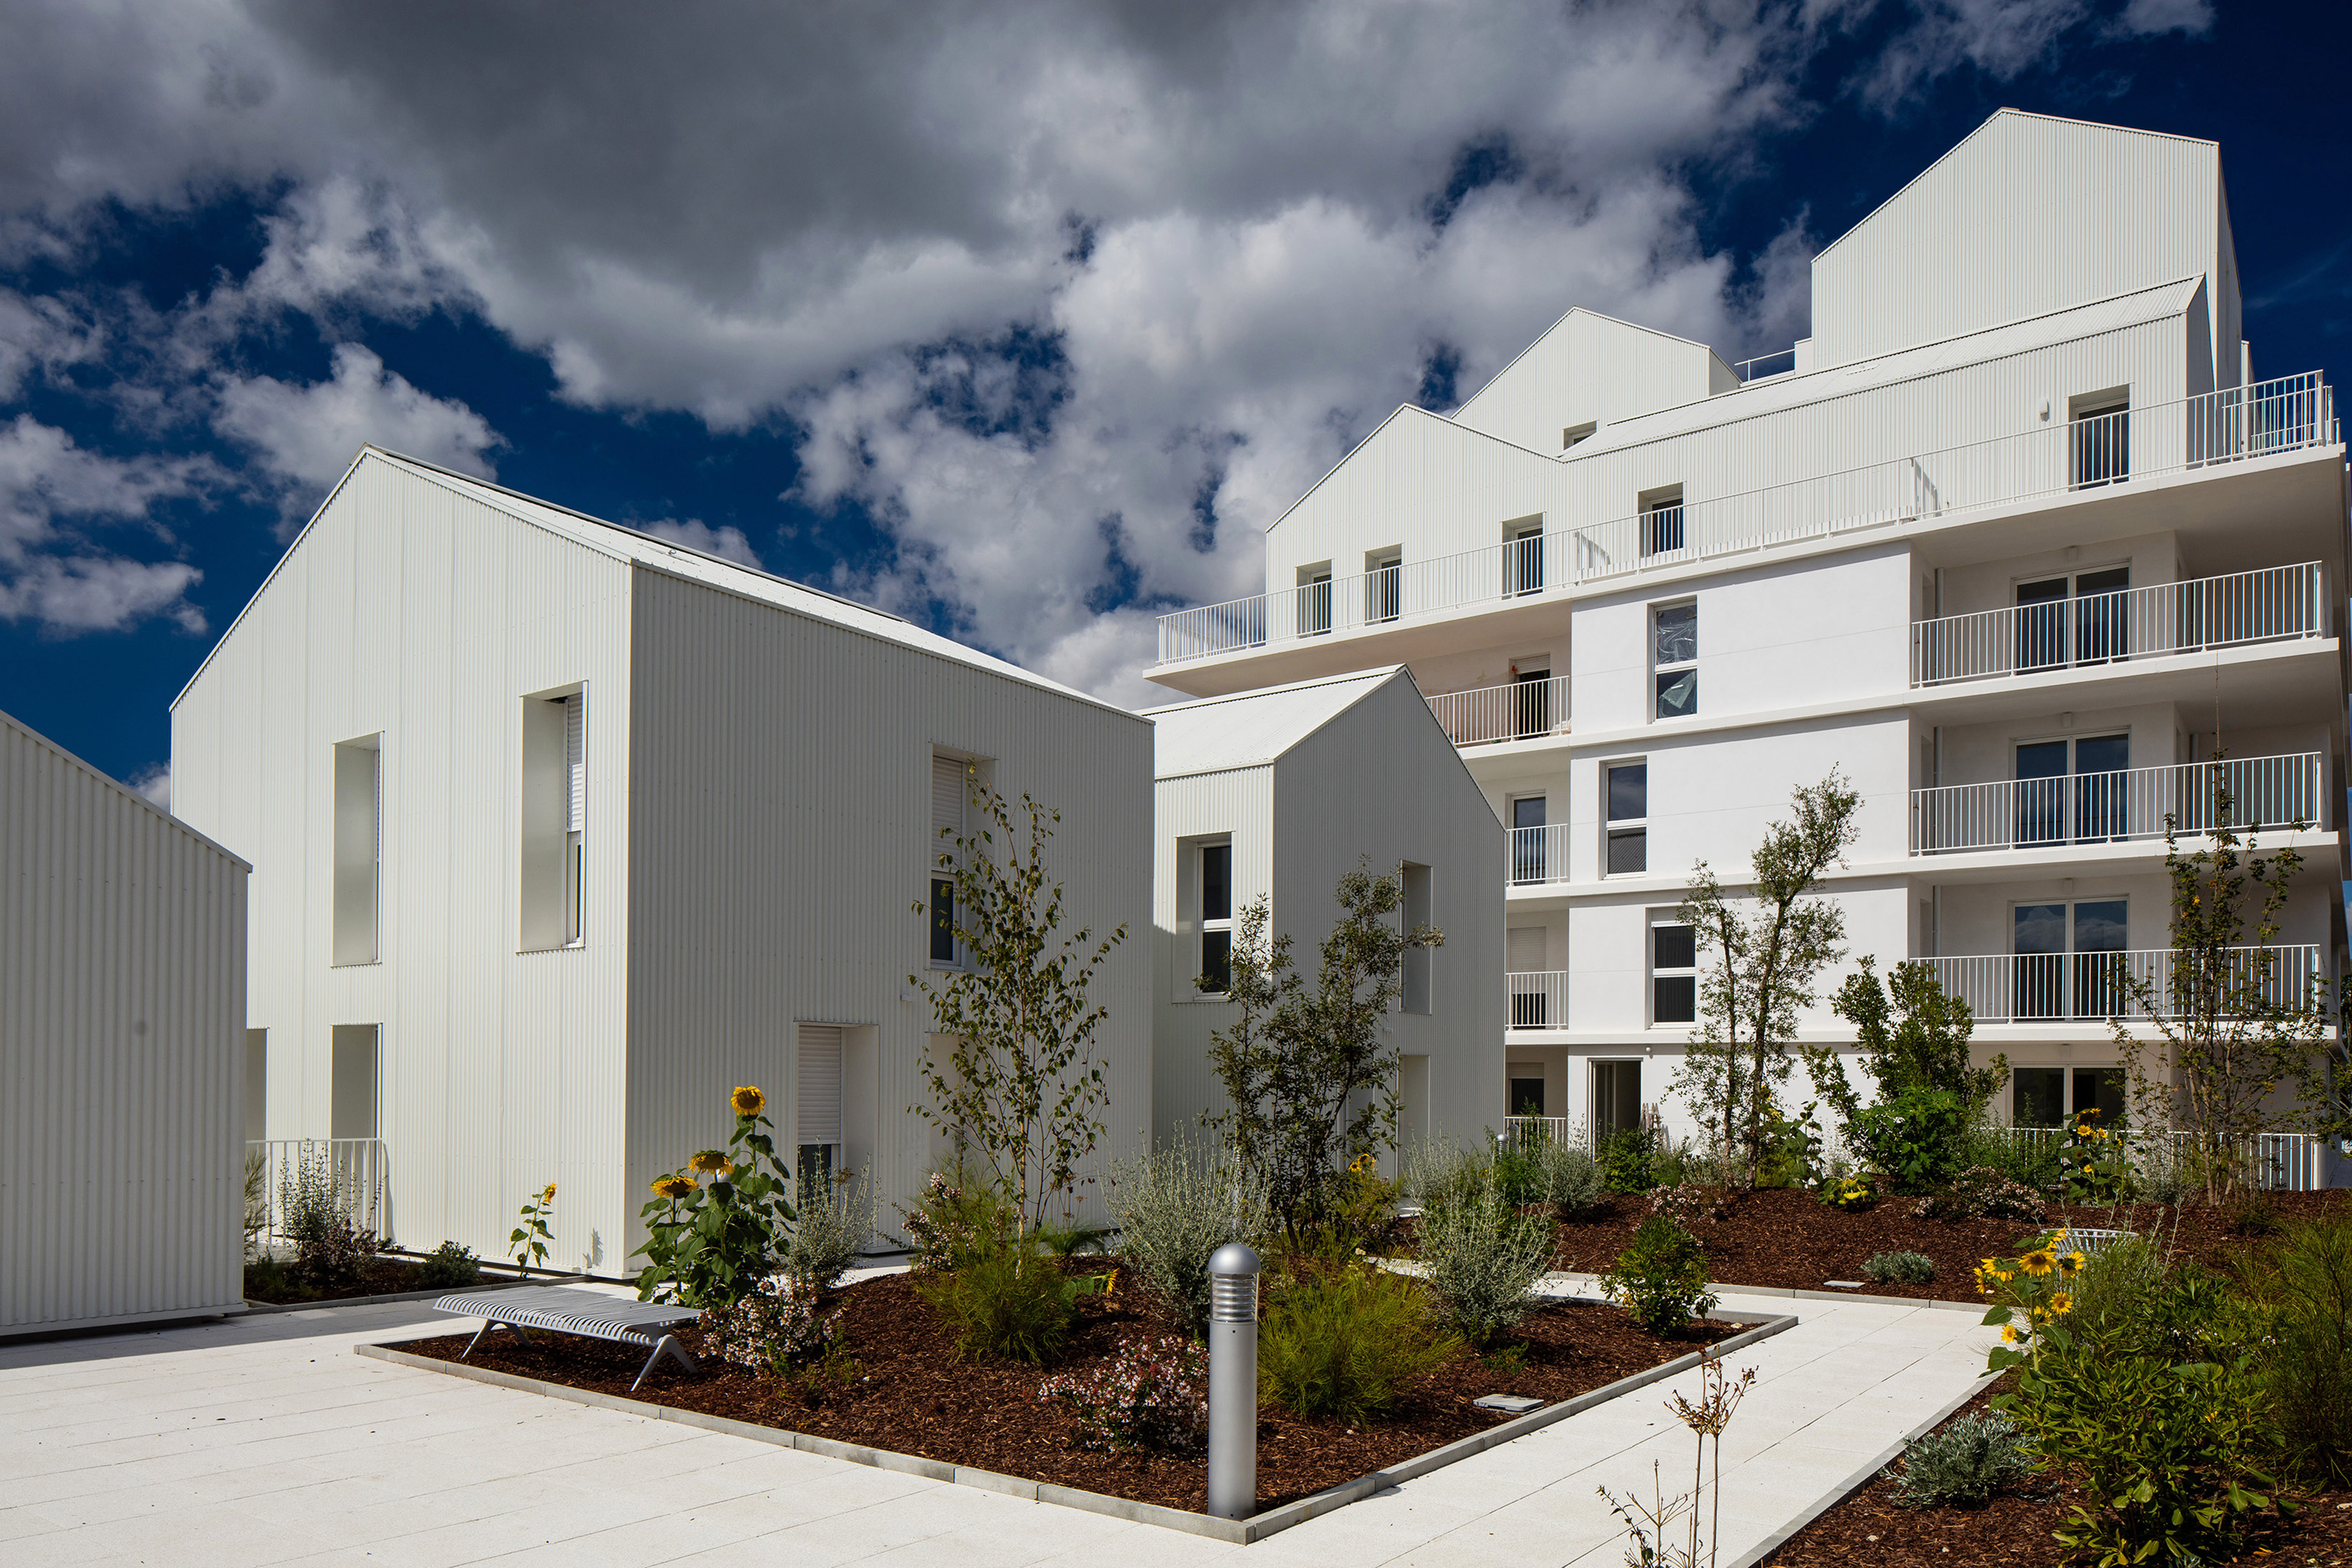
[176,447,1137,721]
[1,706,249,868]
[1144,666,1408,779]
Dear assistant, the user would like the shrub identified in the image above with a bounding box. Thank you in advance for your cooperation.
[1538,1141,1606,1215]
[1106,1141,1270,1337]
[1601,1126,1658,1194]
[916,1243,1079,1365]
[1647,1182,1730,1229]
[1955,1121,2064,1193]
[2225,1190,2281,1237]
[1258,1264,1460,1422]
[704,1274,844,1378]
[2241,1216,2352,1487]
[1598,1217,1717,1337]
[1040,1335,1208,1452]
[1891,1411,2038,1509]
[1818,1174,1876,1211]
[1418,1177,1554,1348]
[244,1253,295,1300]
[242,1149,269,1260]
[901,1169,1015,1274]
[1914,1166,2047,1223]
[1752,1104,1825,1190]
[2056,1109,2133,1204]
[414,1241,481,1291]
[1848,1086,1966,1195]
[632,1086,798,1309]
[1861,1250,1935,1286]
[294,1216,377,1297]
[277,1146,351,1248]
[787,1166,873,1290]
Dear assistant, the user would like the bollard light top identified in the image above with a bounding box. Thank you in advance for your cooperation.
[1208,1242,1262,1277]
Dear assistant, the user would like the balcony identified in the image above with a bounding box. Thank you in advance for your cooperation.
[1930,945,2323,1024]
[1911,562,2326,687]
[1155,373,2336,665]
[1507,824,1574,886]
[1507,969,1569,1028]
[1910,752,2322,855]
[246,1137,393,1246]
[1429,675,1570,747]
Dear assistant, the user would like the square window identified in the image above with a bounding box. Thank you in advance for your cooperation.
[1650,920,1696,1024]
[1607,763,1647,823]
[1607,828,1647,876]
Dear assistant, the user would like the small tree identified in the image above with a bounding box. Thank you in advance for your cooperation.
[1204,859,1442,1244]
[1819,958,2006,1121]
[910,770,1126,1236]
[2111,769,2331,1204]
[1673,772,1861,1188]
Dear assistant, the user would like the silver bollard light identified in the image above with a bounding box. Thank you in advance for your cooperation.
[1206,1241,1262,1520]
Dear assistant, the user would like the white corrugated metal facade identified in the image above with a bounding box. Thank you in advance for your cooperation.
[171,449,1153,1267]
[3,710,248,1334]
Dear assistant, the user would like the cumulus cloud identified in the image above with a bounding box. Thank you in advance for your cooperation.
[213,342,502,519]
[634,518,764,569]
[0,415,210,633]
[129,761,171,809]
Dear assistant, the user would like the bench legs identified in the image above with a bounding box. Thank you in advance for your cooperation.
[631,1333,697,1393]
[460,1320,511,1360]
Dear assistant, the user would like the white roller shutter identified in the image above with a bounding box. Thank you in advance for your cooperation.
[1507,927,1547,972]
[796,1024,843,1148]
[931,754,966,852]
[564,693,587,832]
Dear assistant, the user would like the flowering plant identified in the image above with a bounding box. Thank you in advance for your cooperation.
[901,1170,1015,1274]
[1913,1165,2048,1223]
[2057,1108,2133,1204]
[1646,1180,1731,1228]
[1817,1174,1876,1211]
[703,1274,844,1380]
[510,1182,556,1275]
[632,1086,798,1309]
[1039,1335,1208,1452]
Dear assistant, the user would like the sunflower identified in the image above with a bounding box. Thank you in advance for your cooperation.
[651,1173,696,1201]
[688,1150,732,1177]
[540,1183,558,1204]
[2063,1251,2086,1273]
[2001,1324,2021,1344]
[2020,1250,2056,1276]
[2048,1291,2073,1315]
[730,1085,766,1117]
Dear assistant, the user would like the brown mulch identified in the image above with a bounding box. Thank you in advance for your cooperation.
[245,1256,438,1304]
[1549,1188,2349,1302]
[389,1262,1739,1513]
[1760,1382,2352,1566]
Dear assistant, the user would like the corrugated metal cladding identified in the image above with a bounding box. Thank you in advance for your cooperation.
[627,566,1153,1247]
[1151,765,1273,1137]
[3,710,247,1333]
[1810,112,2235,380]
[171,454,637,1273]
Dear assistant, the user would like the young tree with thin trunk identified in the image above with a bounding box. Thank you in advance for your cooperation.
[1672,772,1863,1188]
[910,771,1126,1236]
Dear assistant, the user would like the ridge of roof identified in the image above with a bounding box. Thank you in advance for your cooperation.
[1147,666,1410,777]
[3,705,251,869]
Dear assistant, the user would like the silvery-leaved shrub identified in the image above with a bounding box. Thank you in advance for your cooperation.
[787,1165,874,1290]
[1418,1174,1555,1347]
[1892,1411,2038,1508]
[1105,1139,1270,1337]
[1863,1250,1937,1286]
[1539,1141,1606,1215]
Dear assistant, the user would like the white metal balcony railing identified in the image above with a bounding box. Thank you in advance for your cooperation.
[1155,373,2338,664]
[1992,1126,2331,1192]
[1930,944,2323,1025]
[246,1137,391,1245]
[1429,674,1570,746]
[1507,823,1576,885]
[1912,562,2326,687]
[1507,969,1570,1028]
[1910,752,2323,855]
[1500,1115,1578,1148]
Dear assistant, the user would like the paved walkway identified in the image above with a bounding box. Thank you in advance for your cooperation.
[0,1282,1995,1567]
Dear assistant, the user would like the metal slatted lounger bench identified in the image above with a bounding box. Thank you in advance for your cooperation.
[2057,1227,2136,1256]
[433,1286,700,1392]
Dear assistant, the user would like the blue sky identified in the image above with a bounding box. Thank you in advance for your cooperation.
[1,0,2343,798]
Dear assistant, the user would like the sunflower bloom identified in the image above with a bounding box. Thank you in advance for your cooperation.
[651,1174,696,1200]
[540,1183,558,1204]
[2001,1324,2021,1344]
[2021,1251,2055,1276]
[688,1150,731,1176]
[2048,1292,2072,1315]
[730,1085,766,1117]
[2064,1251,2086,1273]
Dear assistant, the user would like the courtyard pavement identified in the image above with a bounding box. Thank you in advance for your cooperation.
[0,1277,1997,1568]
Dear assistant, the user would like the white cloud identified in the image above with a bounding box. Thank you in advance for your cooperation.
[213,342,502,520]
[0,415,210,633]
[2117,0,2213,35]
[130,761,171,809]
[635,518,764,569]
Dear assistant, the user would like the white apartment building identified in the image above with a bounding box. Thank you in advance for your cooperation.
[1148,110,2348,1158]
[171,448,1153,1267]
[1148,667,1505,1152]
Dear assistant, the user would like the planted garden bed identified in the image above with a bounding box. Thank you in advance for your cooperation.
[1545,1188,2349,1301]
[387,1262,1743,1512]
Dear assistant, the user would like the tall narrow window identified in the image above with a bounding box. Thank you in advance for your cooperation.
[244,1030,268,1144]
[1366,549,1401,623]
[1509,666,1551,739]
[2070,390,2130,488]
[332,736,380,965]
[1653,602,1697,719]
[1510,794,1547,883]
[796,1023,844,1190]
[331,1024,380,1141]
[1507,927,1548,1028]
[1606,763,1647,875]
[1650,921,1696,1023]
[1297,564,1333,636]
[1505,520,1544,596]
[1640,485,1685,556]
[930,754,968,967]
[1198,841,1233,992]
[520,688,585,950]
[1400,861,1432,1014]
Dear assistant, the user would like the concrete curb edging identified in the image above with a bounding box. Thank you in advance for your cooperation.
[358,1309,1799,1543]
[1542,1271,1990,1315]
[1724,1367,2006,1568]
[243,1273,587,1315]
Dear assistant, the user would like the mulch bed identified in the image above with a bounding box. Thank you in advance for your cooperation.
[1760,1382,2352,1566]
[245,1256,444,1304]
[389,1262,1741,1513]
[1549,1188,2349,1302]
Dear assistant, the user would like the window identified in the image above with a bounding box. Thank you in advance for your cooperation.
[2014,567,2131,670]
[1653,602,1696,720]
[2014,1066,2124,1128]
[2012,899,2127,1019]
[2070,389,2130,488]
[2014,733,2129,846]
[930,754,969,967]
[1509,794,1547,883]
[1639,485,1685,556]
[331,1024,379,1141]
[1507,927,1549,1028]
[1400,861,1431,1014]
[1505,519,1544,596]
[1592,1060,1643,1139]
[520,689,585,950]
[1606,763,1647,875]
[1650,920,1696,1024]
[1562,421,1596,451]
[1365,549,1401,623]
[1197,840,1233,993]
[796,1023,844,1191]
[332,736,380,965]
[1508,666,1551,739]
[1509,1075,1546,1117]
[1297,563,1333,636]
[244,1030,268,1144]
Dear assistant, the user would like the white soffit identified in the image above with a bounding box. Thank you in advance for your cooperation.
[1146,667,1404,778]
